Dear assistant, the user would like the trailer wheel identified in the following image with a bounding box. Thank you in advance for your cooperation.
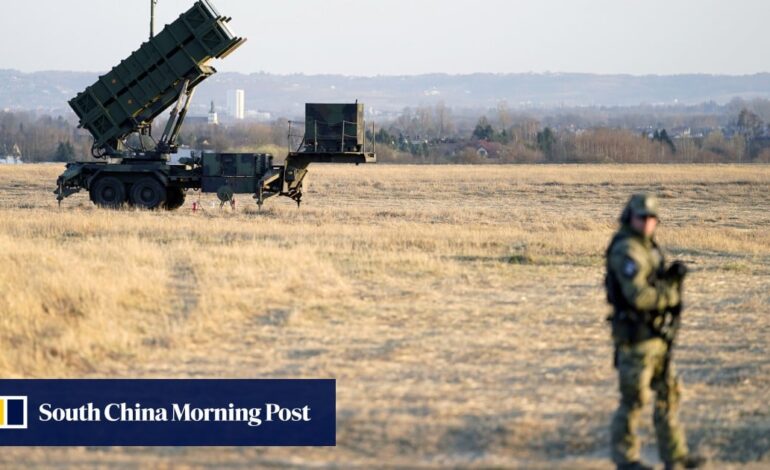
[90,176,127,208]
[165,187,186,211]
[130,177,167,210]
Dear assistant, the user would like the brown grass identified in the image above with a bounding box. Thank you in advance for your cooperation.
[0,163,768,468]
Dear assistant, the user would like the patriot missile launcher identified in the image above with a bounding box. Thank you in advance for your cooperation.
[56,0,375,210]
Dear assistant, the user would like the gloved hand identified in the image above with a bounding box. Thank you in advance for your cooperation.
[666,261,688,283]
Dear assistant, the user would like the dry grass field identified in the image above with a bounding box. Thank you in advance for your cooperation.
[0,163,768,469]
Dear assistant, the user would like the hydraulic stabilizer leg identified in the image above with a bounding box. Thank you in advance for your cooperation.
[256,186,264,211]
[255,170,281,211]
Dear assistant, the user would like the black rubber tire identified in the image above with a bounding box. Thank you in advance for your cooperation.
[130,177,167,210]
[90,176,127,208]
[165,187,186,211]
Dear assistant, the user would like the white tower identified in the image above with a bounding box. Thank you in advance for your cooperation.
[208,100,219,125]
[227,89,245,120]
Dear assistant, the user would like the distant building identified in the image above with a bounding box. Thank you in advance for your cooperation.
[208,100,219,125]
[185,102,219,125]
[246,110,272,122]
[476,141,502,158]
[227,89,245,120]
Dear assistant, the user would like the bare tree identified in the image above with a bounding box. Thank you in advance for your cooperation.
[434,101,454,138]
[496,101,512,131]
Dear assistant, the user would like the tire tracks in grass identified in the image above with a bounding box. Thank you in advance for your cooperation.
[143,256,200,349]
[168,258,200,323]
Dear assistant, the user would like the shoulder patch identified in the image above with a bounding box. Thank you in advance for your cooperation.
[622,258,638,278]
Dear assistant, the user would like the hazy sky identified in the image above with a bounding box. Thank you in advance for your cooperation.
[1,0,768,75]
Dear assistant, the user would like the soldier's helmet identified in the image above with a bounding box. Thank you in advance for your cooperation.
[620,193,659,223]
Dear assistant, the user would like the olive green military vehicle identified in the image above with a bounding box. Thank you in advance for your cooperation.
[56,0,375,210]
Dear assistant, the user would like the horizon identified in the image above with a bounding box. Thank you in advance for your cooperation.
[3,68,770,114]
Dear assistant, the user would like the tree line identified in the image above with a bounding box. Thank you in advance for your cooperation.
[0,112,92,162]
[371,100,770,164]
[3,98,770,164]
[0,111,292,163]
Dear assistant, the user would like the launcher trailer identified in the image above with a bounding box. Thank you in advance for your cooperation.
[56,0,375,210]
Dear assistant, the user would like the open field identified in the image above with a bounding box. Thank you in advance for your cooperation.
[0,164,768,469]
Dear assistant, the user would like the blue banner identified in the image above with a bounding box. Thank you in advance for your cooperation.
[0,379,335,446]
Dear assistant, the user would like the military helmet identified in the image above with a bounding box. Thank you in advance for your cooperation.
[620,193,659,223]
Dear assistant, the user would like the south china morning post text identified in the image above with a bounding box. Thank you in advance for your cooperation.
[38,402,311,427]
[0,379,336,446]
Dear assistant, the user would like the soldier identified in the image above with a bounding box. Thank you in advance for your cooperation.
[605,194,705,470]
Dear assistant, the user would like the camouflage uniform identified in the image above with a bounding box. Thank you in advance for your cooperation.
[605,194,691,469]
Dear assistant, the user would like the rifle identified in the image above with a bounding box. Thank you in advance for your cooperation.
[660,261,688,378]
